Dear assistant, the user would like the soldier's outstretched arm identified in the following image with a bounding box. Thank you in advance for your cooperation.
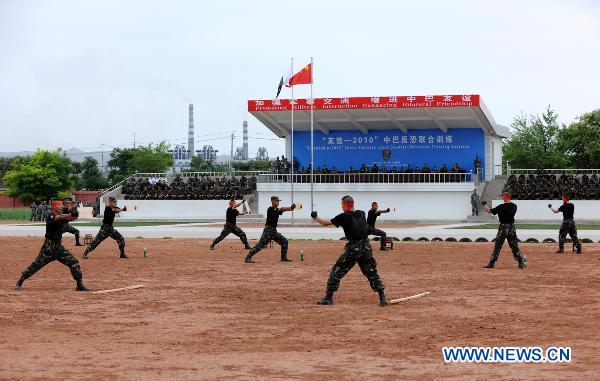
[312,212,332,226]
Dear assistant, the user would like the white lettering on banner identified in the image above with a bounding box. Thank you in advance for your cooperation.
[407,96,416,102]
[255,100,265,106]
[446,135,453,143]
[419,136,426,143]
[389,96,398,102]
[401,136,408,144]
[437,135,444,143]
[428,136,435,143]
[393,136,399,143]
[443,95,453,102]
[307,98,314,105]
[272,99,281,105]
[462,95,472,102]
[410,136,417,143]
[425,95,434,102]
[340,97,350,104]
[323,98,333,105]
[371,97,380,104]
[327,137,334,145]
[336,137,343,144]
[384,136,391,144]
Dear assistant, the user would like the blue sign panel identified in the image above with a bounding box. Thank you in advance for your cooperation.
[292,128,484,174]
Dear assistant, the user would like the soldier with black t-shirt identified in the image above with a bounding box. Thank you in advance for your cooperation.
[245,196,295,263]
[311,195,387,306]
[549,194,581,253]
[210,199,251,250]
[482,192,527,269]
[15,201,90,291]
[367,202,391,251]
[82,197,128,259]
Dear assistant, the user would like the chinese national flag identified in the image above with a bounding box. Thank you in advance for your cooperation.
[287,63,312,87]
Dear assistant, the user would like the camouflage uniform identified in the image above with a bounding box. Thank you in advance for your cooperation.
[558,219,581,252]
[62,223,81,245]
[212,223,249,247]
[20,239,83,283]
[326,238,384,293]
[366,225,387,249]
[85,223,126,255]
[489,223,527,266]
[247,226,288,259]
[471,192,480,216]
[29,202,37,221]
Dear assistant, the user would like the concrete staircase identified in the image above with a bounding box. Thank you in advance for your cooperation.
[466,175,508,222]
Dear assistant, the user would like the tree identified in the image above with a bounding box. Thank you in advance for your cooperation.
[2,149,74,201]
[184,156,226,172]
[557,109,600,168]
[107,142,174,184]
[503,107,567,169]
[0,156,21,187]
[80,156,108,190]
[231,159,272,172]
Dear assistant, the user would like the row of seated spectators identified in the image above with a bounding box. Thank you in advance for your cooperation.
[274,163,470,183]
[503,171,600,200]
[122,174,257,200]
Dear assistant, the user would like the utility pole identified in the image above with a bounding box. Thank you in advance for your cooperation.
[229,131,235,173]
[101,144,104,173]
[133,131,136,149]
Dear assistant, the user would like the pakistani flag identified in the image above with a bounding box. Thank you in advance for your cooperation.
[276,65,292,99]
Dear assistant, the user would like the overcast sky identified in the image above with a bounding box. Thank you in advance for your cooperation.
[1,0,599,157]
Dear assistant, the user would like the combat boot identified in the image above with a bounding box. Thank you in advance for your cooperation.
[518,256,527,269]
[576,246,582,254]
[15,278,24,290]
[484,261,495,268]
[76,280,91,291]
[244,244,252,250]
[281,253,292,262]
[120,252,129,259]
[209,244,215,250]
[378,291,388,307]
[380,245,388,251]
[316,291,334,305]
[244,253,255,263]
[555,248,564,253]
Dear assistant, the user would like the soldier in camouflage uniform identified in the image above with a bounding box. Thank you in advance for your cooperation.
[549,194,582,254]
[311,195,387,306]
[61,198,83,246]
[82,197,128,259]
[29,202,37,221]
[470,189,480,216]
[15,200,90,291]
[482,192,527,269]
[210,199,251,250]
[245,196,295,263]
[366,202,391,251]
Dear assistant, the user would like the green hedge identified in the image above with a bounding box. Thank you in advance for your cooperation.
[0,208,30,221]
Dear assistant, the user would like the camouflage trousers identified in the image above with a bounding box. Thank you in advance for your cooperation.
[367,225,387,249]
[20,239,83,282]
[248,226,288,258]
[85,224,125,255]
[212,223,249,247]
[62,223,81,243]
[490,223,526,264]
[559,219,580,250]
[326,238,384,293]
[471,203,479,216]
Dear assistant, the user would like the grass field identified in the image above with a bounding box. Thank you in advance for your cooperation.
[0,208,30,221]
[453,223,600,230]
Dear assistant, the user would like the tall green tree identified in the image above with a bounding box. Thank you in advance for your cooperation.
[107,142,174,184]
[0,156,21,187]
[184,156,226,172]
[107,148,134,184]
[231,159,272,171]
[557,109,600,168]
[80,156,108,190]
[503,107,567,169]
[2,149,74,201]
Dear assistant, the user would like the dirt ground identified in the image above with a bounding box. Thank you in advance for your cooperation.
[1,237,599,380]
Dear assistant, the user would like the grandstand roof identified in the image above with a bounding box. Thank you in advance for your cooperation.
[248,94,509,138]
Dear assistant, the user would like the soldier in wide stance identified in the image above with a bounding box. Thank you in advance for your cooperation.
[312,195,388,306]
[210,199,251,250]
[245,196,295,263]
[367,202,391,251]
[549,194,582,254]
[82,197,128,259]
[62,198,83,246]
[482,192,527,269]
[15,200,90,291]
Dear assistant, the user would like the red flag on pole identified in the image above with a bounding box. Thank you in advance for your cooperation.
[287,63,312,87]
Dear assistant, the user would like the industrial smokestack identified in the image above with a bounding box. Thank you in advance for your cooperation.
[188,104,194,158]
[243,120,248,160]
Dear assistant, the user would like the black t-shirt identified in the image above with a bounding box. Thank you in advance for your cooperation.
[266,206,283,228]
[331,210,368,241]
[226,207,240,224]
[367,209,382,226]
[558,203,574,220]
[103,206,116,225]
[45,213,65,242]
[491,202,517,224]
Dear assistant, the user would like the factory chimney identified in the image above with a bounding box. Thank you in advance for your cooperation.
[243,120,249,160]
[188,104,195,158]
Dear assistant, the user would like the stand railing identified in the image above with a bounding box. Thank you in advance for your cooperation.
[257,172,473,184]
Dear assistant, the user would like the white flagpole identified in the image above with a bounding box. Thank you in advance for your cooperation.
[310,57,314,213]
[290,58,294,223]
